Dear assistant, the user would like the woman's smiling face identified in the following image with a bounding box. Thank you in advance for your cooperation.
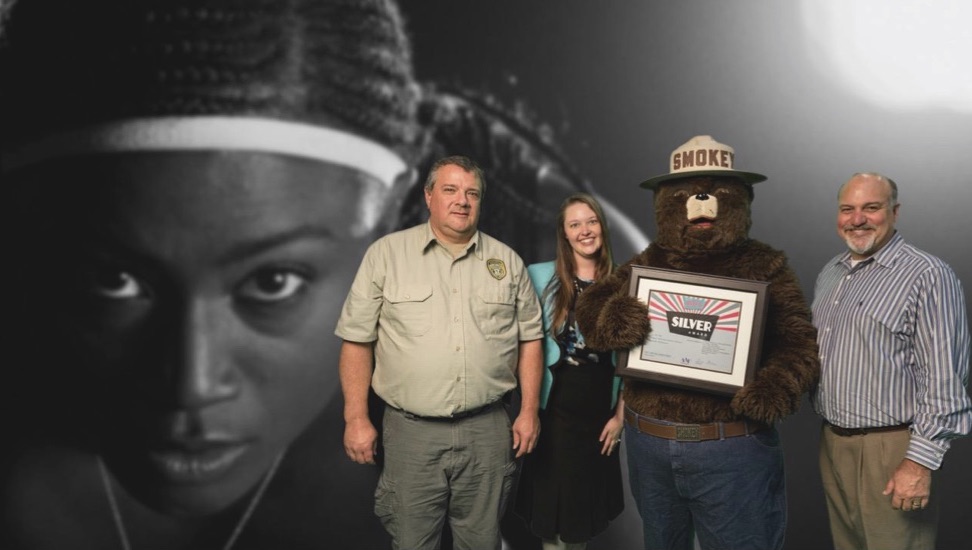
[562,201,603,261]
[33,150,387,516]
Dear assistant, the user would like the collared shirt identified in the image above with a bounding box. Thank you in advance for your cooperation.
[812,232,972,469]
[335,222,543,417]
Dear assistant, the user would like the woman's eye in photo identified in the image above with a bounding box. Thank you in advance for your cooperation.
[89,268,147,300]
[238,268,310,303]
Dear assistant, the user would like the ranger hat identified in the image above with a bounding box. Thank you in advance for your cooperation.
[639,135,767,190]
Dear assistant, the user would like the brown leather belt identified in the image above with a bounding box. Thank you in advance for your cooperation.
[825,421,910,437]
[624,409,766,442]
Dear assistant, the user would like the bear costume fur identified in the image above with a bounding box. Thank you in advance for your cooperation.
[576,176,819,425]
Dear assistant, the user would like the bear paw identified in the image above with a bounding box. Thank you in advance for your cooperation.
[589,294,651,350]
[730,374,799,424]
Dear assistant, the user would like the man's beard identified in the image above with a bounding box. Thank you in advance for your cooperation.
[843,227,876,256]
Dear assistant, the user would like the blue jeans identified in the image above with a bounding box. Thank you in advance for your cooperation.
[625,418,786,550]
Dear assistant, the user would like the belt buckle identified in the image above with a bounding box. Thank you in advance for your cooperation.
[675,425,701,442]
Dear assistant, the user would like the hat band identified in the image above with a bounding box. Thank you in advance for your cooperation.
[1,116,407,188]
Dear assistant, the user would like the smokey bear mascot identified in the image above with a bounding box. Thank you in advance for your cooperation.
[576,135,819,550]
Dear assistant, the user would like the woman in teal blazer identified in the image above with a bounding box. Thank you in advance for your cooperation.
[514,193,625,550]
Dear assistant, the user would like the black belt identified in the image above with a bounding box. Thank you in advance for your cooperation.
[825,421,910,437]
[398,400,502,422]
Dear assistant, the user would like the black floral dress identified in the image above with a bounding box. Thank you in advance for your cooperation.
[514,278,624,543]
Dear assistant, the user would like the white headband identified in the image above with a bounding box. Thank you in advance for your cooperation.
[1,116,408,188]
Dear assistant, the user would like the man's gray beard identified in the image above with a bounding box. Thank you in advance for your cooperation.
[844,232,876,257]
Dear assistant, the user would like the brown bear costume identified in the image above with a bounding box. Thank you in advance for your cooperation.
[576,137,818,424]
[575,135,819,549]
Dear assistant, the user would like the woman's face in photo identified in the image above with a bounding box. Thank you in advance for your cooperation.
[32,150,388,516]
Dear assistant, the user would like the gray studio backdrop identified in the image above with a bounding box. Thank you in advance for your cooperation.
[403,1,972,549]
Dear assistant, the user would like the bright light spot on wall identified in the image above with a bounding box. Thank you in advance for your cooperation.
[800,0,972,113]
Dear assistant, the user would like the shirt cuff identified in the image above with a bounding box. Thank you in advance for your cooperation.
[905,433,949,470]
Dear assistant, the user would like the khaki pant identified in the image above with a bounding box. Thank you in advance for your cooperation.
[819,424,938,550]
[376,405,516,550]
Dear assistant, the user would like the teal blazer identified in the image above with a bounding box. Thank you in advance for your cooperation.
[527,261,622,410]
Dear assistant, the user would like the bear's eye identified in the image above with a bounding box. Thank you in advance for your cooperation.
[672,190,689,200]
[713,187,732,196]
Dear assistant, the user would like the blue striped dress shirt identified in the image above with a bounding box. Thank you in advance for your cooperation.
[812,232,972,469]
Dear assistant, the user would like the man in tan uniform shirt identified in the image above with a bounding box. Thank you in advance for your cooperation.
[336,155,543,550]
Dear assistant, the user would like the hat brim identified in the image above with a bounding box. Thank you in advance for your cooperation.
[639,170,767,190]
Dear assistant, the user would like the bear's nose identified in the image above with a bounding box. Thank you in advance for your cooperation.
[695,193,710,200]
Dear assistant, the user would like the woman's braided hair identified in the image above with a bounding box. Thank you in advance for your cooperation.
[0,0,420,158]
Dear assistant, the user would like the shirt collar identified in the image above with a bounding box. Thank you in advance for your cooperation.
[420,221,482,258]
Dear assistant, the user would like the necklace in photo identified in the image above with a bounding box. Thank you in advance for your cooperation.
[97,452,284,550]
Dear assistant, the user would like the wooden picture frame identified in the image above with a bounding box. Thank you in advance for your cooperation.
[617,266,770,396]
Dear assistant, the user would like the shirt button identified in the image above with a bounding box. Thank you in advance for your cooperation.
[456,346,461,352]
[456,376,461,381]
[453,288,458,293]
[454,317,460,322]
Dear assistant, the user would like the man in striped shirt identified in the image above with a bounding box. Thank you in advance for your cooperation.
[812,172,972,550]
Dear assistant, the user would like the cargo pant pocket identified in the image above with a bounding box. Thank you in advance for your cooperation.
[374,475,398,540]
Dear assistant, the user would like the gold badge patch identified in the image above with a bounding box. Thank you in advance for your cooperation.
[487,258,507,280]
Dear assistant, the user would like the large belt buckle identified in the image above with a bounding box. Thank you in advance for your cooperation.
[675,425,701,442]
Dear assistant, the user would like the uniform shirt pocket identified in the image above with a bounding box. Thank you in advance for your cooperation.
[476,284,517,335]
[383,283,433,337]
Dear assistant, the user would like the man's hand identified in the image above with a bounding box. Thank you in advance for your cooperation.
[512,338,542,459]
[344,417,379,465]
[339,340,378,465]
[511,411,540,459]
[883,458,932,511]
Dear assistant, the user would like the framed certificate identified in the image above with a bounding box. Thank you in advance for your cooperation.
[617,266,770,396]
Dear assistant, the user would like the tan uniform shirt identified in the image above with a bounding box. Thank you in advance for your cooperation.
[336,222,543,417]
